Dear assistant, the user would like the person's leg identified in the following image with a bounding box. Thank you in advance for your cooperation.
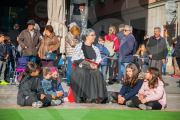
[24,95,38,106]
[163,62,166,74]
[0,61,6,82]
[23,56,30,61]
[101,65,107,81]
[66,57,72,84]
[40,94,52,107]
[111,92,119,102]
[131,96,142,107]
[121,62,129,76]
[157,60,163,75]
[118,61,122,82]
[108,59,115,84]
[150,60,156,68]
[8,61,12,78]
[106,58,110,79]
[176,58,180,86]
[145,101,162,110]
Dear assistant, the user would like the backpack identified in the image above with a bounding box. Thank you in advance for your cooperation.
[17,58,27,68]
[104,37,117,57]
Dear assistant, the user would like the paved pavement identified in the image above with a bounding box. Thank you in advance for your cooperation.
[0,72,180,111]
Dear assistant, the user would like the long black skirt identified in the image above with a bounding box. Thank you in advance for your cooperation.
[70,67,108,102]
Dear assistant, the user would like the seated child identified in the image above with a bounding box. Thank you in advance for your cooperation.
[96,37,110,82]
[130,67,166,110]
[51,67,68,102]
[111,63,143,105]
[17,62,52,108]
[41,67,62,105]
[4,36,16,80]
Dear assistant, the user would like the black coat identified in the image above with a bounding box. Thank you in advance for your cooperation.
[146,36,167,60]
[0,43,9,61]
[175,36,180,58]
[7,29,20,47]
[17,75,44,106]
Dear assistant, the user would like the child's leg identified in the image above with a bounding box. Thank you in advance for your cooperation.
[40,94,52,106]
[8,61,12,78]
[145,101,162,110]
[131,96,142,107]
[111,92,119,102]
[24,95,38,106]
[66,57,72,84]
[0,61,6,81]
[101,65,107,81]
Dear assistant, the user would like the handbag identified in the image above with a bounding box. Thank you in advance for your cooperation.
[45,52,56,61]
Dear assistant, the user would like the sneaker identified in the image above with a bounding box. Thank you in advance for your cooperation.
[112,79,117,82]
[172,74,179,78]
[110,96,117,103]
[0,80,9,85]
[126,101,135,107]
[139,104,152,110]
[32,101,43,108]
[51,100,61,106]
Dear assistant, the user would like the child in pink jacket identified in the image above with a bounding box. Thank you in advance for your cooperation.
[126,67,166,110]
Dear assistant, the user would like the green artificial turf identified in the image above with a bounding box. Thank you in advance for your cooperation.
[0,109,180,120]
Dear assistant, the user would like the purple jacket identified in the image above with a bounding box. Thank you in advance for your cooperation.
[138,79,166,109]
[119,33,135,62]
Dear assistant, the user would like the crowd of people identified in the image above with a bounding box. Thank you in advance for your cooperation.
[0,19,180,110]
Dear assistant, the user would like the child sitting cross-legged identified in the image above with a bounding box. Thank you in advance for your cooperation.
[41,67,62,105]
[51,67,68,102]
[129,67,166,110]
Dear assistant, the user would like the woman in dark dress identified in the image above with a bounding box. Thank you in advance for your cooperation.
[70,29,108,103]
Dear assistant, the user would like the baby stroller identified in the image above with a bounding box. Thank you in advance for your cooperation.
[10,58,27,86]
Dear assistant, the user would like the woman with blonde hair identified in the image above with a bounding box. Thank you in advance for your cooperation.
[65,25,80,86]
[104,26,119,84]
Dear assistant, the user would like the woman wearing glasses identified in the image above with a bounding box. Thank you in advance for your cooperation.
[70,28,107,103]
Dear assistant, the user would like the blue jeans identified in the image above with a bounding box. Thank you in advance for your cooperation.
[100,65,107,81]
[118,61,122,82]
[23,56,36,63]
[8,61,15,78]
[163,62,166,73]
[121,62,130,76]
[66,57,72,84]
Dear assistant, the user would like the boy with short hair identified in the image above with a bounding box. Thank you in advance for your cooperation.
[4,36,16,80]
[96,37,110,82]
[0,34,9,84]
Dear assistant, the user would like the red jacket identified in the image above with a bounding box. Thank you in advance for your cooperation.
[104,34,119,51]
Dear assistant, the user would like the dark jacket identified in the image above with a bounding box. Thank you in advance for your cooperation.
[17,75,44,106]
[146,36,167,60]
[137,52,149,66]
[18,29,41,56]
[143,38,149,47]
[0,43,9,61]
[41,78,57,97]
[119,79,143,100]
[96,44,110,65]
[119,33,135,63]
[7,43,16,61]
[7,29,20,47]
[175,36,180,58]
[51,80,64,93]
[116,29,124,45]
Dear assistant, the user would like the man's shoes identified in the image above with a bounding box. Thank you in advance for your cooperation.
[51,100,61,106]
[172,74,179,78]
[66,83,70,86]
[116,81,123,84]
[108,81,114,85]
[162,73,167,76]
[112,79,117,82]
[139,104,152,110]
[32,101,43,108]
[0,80,9,85]
[126,101,135,107]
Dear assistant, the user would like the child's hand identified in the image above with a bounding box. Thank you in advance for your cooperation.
[52,95,56,100]
[141,98,147,104]
[40,94,45,100]
[138,94,143,100]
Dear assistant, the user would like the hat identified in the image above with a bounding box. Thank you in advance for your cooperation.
[68,22,77,29]
[14,24,19,28]
[119,24,125,28]
[27,20,35,25]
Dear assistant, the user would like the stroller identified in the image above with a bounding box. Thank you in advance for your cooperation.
[10,58,27,86]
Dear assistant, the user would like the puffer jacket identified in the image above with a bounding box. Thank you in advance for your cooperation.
[18,29,41,56]
[96,44,110,65]
[38,32,60,60]
[65,32,79,57]
[17,75,44,106]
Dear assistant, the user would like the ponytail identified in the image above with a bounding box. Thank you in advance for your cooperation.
[109,26,116,42]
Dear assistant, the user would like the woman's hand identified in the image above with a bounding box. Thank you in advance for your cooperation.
[49,50,52,53]
[138,94,143,100]
[90,64,97,70]
[40,94,45,100]
[141,98,147,104]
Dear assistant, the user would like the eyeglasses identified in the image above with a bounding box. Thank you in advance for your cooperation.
[124,29,130,32]
[146,71,150,74]
[89,34,96,37]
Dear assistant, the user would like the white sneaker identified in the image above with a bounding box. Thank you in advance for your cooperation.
[139,104,152,110]
[51,100,62,106]
[32,101,43,108]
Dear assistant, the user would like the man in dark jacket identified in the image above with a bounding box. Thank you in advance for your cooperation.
[146,27,167,74]
[0,34,9,85]
[143,35,149,47]
[116,24,125,45]
[175,35,180,87]
[18,20,41,63]
[7,24,20,47]
[119,25,135,83]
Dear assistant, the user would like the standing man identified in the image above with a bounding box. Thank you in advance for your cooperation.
[119,25,135,81]
[143,35,149,47]
[18,20,41,63]
[116,24,125,83]
[175,35,180,87]
[146,27,167,74]
[7,24,20,48]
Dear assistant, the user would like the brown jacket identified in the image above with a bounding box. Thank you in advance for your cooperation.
[65,32,79,57]
[38,32,60,60]
[18,29,41,56]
